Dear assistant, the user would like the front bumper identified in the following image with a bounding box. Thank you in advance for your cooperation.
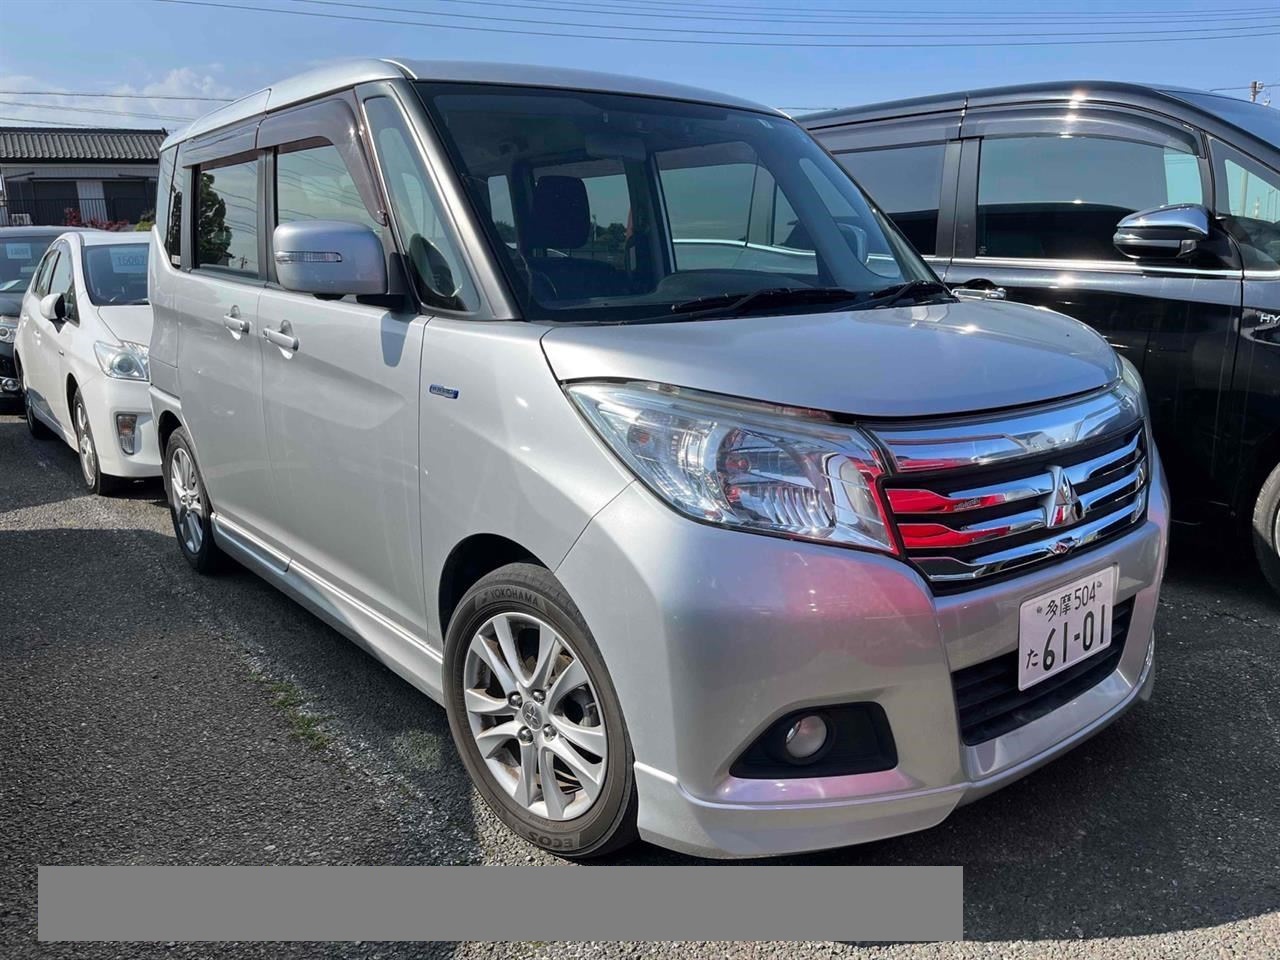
[0,339,19,397]
[555,451,1169,859]
[78,373,162,478]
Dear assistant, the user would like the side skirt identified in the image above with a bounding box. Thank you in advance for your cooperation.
[211,513,445,706]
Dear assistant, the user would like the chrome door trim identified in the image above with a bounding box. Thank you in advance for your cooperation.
[950,256,1243,279]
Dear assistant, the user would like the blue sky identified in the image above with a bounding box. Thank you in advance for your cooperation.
[0,0,1276,129]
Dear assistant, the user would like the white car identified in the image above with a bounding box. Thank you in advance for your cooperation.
[15,231,159,493]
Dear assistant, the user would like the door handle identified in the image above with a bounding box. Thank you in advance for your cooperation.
[263,327,299,351]
[222,312,250,334]
[952,280,1007,302]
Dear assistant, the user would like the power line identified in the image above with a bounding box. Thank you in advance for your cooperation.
[152,0,1280,47]
[0,99,195,124]
[419,0,1280,19]
[279,0,1280,26]
[278,0,1280,39]
[0,90,231,102]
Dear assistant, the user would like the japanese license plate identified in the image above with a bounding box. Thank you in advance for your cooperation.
[1017,567,1117,692]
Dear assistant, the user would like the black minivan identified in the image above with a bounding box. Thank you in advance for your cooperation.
[803,82,1280,594]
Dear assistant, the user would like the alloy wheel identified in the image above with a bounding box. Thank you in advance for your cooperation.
[74,401,97,486]
[462,612,608,821]
[168,446,205,554]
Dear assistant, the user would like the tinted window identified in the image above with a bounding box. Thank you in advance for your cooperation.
[196,158,258,275]
[977,136,1203,260]
[1211,139,1280,270]
[364,96,474,311]
[837,144,944,256]
[276,142,381,232]
[0,235,55,293]
[82,243,149,306]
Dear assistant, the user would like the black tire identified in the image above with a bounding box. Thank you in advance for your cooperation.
[19,357,54,441]
[71,388,120,495]
[443,563,638,860]
[1252,462,1280,599]
[162,427,224,574]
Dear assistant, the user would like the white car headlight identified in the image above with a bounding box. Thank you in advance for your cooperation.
[0,317,16,343]
[567,381,897,553]
[93,340,150,381]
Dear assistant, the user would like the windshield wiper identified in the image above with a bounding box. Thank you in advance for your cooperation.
[667,286,865,321]
[854,279,954,310]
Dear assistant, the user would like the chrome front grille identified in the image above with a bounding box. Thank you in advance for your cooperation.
[869,385,1150,589]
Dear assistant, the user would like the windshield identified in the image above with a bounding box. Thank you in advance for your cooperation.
[0,235,56,293]
[82,242,149,306]
[1165,90,1280,148]
[416,83,935,323]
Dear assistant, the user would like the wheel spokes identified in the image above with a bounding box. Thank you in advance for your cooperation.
[546,657,588,712]
[546,736,604,805]
[513,739,539,808]
[470,634,517,696]
[552,718,606,758]
[464,688,511,717]
[474,718,522,758]
[463,611,609,823]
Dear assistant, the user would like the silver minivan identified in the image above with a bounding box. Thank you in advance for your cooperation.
[149,59,1169,859]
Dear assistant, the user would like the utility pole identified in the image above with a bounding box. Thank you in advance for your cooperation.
[1250,80,1264,102]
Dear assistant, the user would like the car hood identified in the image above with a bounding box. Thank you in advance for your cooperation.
[541,299,1121,419]
[94,304,154,345]
[0,292,22,320]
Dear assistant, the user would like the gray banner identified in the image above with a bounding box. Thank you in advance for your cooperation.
[39,865,963,942]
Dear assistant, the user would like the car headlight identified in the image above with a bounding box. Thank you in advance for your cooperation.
[566,381,897,553]
[93,340,150,381]
[0,317,16,344]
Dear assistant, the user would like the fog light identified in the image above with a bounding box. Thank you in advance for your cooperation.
[783,714,829,760]
[0,377,18,394]
[115,414,138,455]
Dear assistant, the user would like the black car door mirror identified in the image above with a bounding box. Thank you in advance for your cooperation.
[1113,204,1211,261]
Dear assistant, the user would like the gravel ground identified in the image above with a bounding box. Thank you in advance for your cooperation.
[1,410,1277,959]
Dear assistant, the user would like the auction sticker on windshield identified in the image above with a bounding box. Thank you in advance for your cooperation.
[1018,567,1118,691]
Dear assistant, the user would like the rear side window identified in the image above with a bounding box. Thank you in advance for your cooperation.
[195,157,259,276]
[837,144,944,256]
[976,136,1203,261]
[275,142,381,232]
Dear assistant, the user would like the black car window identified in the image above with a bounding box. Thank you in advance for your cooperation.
[977,136,1203,261]
[1210,138,1280,271]
[837,144,945,256]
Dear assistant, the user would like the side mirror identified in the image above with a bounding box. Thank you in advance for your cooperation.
[39,292,66,322]
[1113,204,1211,261]
[273,220,388,297]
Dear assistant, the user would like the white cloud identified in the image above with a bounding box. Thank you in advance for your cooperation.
[0,67,237,130]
